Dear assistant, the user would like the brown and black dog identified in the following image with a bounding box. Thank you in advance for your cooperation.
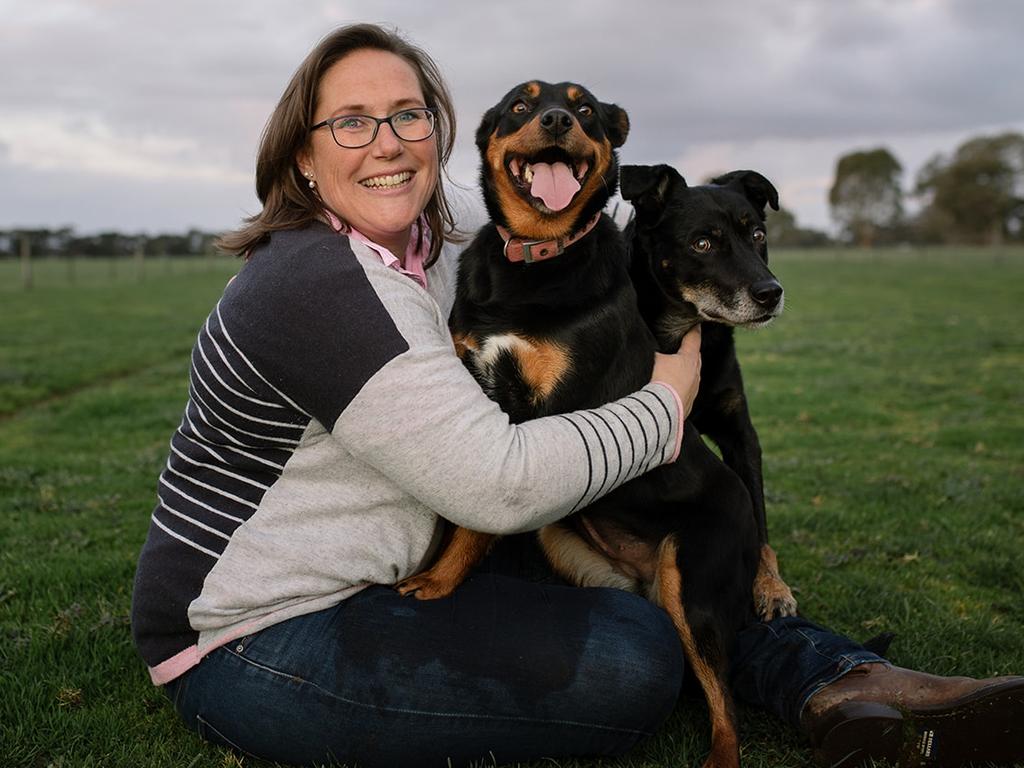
[398,81,789,768]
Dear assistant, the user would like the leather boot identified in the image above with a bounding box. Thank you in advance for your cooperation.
[801,662,1024,767]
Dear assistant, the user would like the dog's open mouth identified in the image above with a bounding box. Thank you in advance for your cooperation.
[507,148,591,213]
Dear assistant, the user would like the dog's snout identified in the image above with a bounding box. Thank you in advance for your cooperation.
[750,279,783,307]
[540,108,574,137]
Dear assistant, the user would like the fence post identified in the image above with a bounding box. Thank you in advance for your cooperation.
[135,244,145,282]
[20,234,32,290]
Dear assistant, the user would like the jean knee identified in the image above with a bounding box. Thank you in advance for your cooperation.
[585,589,684,728]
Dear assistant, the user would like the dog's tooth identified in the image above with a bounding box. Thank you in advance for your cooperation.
[524,164,534,183]
[510,158,520,177]
[576,160,589,181]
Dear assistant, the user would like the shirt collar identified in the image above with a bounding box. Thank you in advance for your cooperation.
[323,209,430,289]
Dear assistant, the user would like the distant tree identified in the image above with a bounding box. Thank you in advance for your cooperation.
[915,132,1024,245]
[829,148,904,247]
[70,231,137,257]
[766,207,833,248]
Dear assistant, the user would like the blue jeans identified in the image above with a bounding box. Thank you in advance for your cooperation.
[165,537,883,766]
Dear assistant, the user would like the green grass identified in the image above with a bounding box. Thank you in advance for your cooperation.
[2,249,1023,767]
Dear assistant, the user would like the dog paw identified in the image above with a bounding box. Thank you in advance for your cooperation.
[755,582,798,620]
[753,570,798,619]
[395,573,455,601]
[753,544,798,619]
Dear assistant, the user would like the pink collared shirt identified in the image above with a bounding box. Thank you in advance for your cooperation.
[323,210,430,288]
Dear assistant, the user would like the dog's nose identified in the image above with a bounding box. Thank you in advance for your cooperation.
[750,279,783,307]
[540,108,574,137]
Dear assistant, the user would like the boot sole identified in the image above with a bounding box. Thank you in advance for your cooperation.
[815,679,1024,767]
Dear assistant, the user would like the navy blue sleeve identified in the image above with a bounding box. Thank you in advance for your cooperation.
[219,224,410,428]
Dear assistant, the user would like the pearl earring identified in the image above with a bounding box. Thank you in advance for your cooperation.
[305,171,316,189]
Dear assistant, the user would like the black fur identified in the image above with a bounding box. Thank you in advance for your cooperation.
[449,84,771,765]
[621,164,783,548]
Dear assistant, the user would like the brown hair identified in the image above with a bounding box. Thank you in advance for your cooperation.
[217,23,458,265]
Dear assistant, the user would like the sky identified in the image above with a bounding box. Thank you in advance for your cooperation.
[2,0,1023,235]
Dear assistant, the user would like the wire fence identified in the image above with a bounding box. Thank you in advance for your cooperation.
[0,254,241,291]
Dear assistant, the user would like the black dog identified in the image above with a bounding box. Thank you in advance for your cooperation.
[621,164,797,620]
[398,81,773,768]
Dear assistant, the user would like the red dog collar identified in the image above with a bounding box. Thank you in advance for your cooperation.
[496,212,602,264]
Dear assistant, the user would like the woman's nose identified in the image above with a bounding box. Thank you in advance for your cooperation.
[371,121,403,157]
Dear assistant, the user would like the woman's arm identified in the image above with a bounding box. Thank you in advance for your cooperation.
[227,226,692,534]
[333,329,685,534]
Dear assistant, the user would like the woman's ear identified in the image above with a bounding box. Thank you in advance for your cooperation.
[295,147,312,178]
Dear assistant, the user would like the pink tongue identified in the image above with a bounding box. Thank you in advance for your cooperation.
[529,162,580,211]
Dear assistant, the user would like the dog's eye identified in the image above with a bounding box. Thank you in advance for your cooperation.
[693,238,712,253]
[511,101,529,114]
[577,104,593,117]
[752,229,766,243]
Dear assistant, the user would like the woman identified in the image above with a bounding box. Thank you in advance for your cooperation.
[131,23,1023,768]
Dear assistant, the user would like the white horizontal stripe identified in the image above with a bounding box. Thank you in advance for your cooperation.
[204,317,258,394]
[198,324,286,409]
[191,363,306,429]
[185,401,246,447]
[158,495,232,541]
[159,475,246,525]
[164,459,259,510]
[169,443,271,491]
[189,384,301,447]
[151,514,220,559]
[183,411,287,472]
[215,303,311,417]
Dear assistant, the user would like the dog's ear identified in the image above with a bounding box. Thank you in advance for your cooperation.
[711,170,780,215]
[601,103,630,149]
[475,106,502,151]
[620,164,685,224]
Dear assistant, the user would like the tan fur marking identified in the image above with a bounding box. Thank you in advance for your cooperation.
[538,523,639,591]
[753,543,798,619]
[566,85,581,101]
[485,122,614,240]
[656,538,740,768]
[395,527,495,600]
[525,81,541,97]
[452,331,479,360]
[513,337,570,404]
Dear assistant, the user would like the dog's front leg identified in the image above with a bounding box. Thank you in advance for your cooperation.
[695,389,797,619]
[396,526,496,600]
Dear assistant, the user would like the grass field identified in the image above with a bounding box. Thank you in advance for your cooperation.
[1,249,1022,768]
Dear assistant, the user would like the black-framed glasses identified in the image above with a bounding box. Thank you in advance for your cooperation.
[310,107,438,148]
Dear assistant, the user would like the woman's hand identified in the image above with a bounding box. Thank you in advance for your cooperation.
[651,325,702,419]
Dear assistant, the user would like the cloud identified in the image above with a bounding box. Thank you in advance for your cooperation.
[2,0,1023,233]
[0,158,258,234]
[0,113,250,183]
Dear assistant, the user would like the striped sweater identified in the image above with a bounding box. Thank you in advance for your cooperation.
[130,200,682,685]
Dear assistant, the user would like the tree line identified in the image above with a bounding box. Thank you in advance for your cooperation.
[3,130,1022,254]
[825,131,1024,247]
[0,228,221,259]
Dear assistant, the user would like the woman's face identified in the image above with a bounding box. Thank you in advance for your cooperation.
[298,48,439,256]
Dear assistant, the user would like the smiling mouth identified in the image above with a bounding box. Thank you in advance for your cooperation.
[360,171,413,189]
[506,148,591,213]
